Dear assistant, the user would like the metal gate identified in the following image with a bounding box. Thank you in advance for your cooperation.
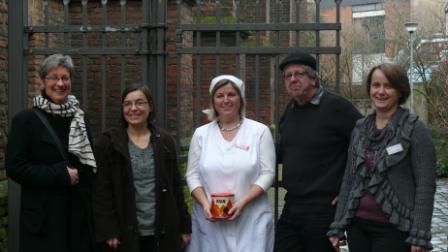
[8,1,166,251]
[173,0,343,227]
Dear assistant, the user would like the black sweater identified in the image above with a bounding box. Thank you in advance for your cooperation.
[278,91,362,210]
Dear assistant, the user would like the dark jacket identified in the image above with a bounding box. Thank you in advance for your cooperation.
[5,108,96,252]
[92,125,191,252]
[328,110,437,249]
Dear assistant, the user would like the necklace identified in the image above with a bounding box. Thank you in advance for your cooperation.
[219,119,243,132]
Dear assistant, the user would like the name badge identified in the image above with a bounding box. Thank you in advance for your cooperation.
[234,143,250,151]
[386,143,404,155]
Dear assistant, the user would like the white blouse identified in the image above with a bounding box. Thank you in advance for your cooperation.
[185,118,276,252]
[186,118,275,197]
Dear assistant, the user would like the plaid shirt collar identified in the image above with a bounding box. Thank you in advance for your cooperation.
[290,86,324,108]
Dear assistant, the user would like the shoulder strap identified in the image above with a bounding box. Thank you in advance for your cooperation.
[33,108,69,163]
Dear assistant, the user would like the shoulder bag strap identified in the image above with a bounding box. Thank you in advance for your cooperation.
[33,108,69,163]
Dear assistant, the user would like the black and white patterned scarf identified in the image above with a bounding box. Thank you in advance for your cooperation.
[33,94,97,171]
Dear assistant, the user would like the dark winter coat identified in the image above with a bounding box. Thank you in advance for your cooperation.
[5,108,96,252]
[328,110,437,249]
[92,125,191,252]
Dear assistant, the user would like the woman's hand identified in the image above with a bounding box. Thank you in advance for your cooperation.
[227,201,245,221]
[181,233,191,246]
[202,203,216,222]
[191,187,217,222]
[67,167,79,185]
[331,196,339,205]
[227,185,264,221]
[411,245,426,252]
[329,236,340,252]
[106,237,121,249]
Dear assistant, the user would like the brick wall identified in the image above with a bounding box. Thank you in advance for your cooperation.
[0,0,64,176]
[27,0,66,102]
[68,1,145,137]
[166,0,194,143]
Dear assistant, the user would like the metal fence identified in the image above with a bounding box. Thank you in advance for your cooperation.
[7,0,343,251]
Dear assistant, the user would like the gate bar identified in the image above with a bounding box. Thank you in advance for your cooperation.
[8,1,26,251]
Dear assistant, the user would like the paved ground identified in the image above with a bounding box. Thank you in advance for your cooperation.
[431,178,448,252]
[270,178,448,252]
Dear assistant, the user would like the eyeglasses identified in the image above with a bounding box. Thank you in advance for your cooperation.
[45,76,71,82]
[284,71,308,81]
[123,100,149,109]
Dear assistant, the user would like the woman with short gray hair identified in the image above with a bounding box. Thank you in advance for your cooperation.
[39,54,75,80]
[6,54,96,252]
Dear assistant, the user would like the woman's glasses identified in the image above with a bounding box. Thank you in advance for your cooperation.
[122,100,149,109]
[45,76,71,82]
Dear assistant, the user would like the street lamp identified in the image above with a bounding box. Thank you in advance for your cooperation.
[405,22,418,113]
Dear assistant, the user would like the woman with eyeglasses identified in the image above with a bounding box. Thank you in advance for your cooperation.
[92,84,191,252]
[5,54,96,252]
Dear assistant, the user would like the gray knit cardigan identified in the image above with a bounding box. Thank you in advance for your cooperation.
[327,109,437,249]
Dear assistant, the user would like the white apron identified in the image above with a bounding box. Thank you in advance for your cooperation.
[187,119,274,252]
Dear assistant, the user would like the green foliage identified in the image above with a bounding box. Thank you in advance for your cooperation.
[430,127,448,177]
[183,184,193,213]
[192,16,237,24]
[179,148,193,212]
[436,160,448,178]
[425,63,448,128]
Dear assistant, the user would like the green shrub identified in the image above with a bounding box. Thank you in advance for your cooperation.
[180,162,193,212]
[430,127,448,177]
[436,160,448,178]
[192,15,237,24]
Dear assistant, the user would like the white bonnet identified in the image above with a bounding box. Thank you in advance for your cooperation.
[209,75,245,98]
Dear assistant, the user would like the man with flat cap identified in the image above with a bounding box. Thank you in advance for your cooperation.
[274,53,362,252]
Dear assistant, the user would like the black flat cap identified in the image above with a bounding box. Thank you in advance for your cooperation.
[279,53,317,71]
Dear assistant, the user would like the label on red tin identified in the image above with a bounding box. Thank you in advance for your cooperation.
[210,193,234,219]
